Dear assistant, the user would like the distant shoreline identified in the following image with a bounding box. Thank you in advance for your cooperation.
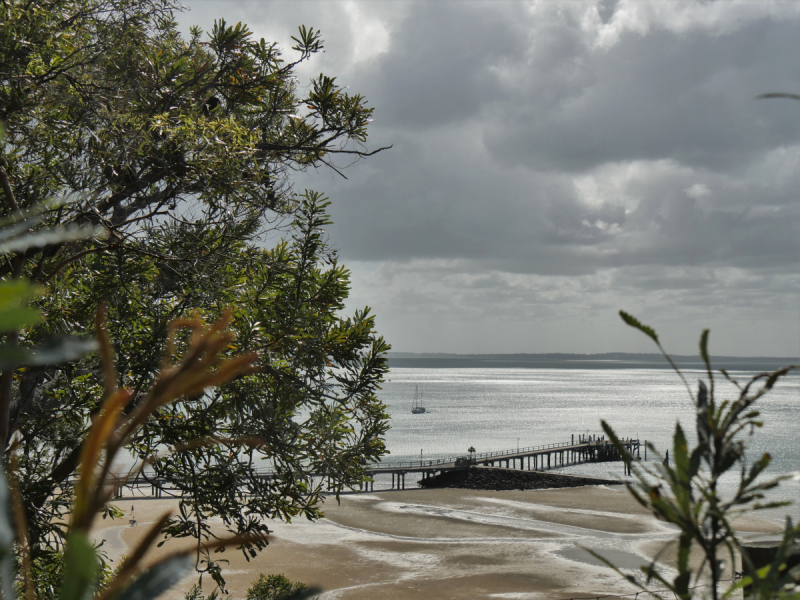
[387,352,799,371]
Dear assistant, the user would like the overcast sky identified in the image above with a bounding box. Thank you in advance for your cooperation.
[178,0,800,357]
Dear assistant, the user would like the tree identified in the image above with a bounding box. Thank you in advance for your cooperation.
[0,0,390,589]
[0,198,264,600]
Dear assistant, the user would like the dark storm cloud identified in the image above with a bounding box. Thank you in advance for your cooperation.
[180,1,800,272]
[484,21,800,173]
[292,1,800,276]
[177,1,800,354]
[350,1,533,130]
[606,191,800,270]
[322,143,800,276]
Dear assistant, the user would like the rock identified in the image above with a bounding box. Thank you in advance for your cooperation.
[418,466,618,491]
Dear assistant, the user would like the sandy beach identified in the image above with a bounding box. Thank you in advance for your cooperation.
[93,485,782,600]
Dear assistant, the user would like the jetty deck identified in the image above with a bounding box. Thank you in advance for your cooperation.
[361,435,642,491]
[110,434,643,497]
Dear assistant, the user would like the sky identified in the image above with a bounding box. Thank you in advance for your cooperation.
[177,0,800,357]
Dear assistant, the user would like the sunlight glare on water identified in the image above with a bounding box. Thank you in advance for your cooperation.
[379,367,800,521]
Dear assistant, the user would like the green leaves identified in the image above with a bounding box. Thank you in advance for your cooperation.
[0,279,40,330]
[699,329,711,371]
[290,25,323,58]
[618,310,658,343]
[0,279,98,368]
[605,317,800,600]
[246,573,307,600]
[671,423,695,515]
[36,190,391,589]
[210,19,254,58]
[695,379,710,450]
[58,532,99,600]
[115,555,193,600]
[674,533,692,599]
[2,3,389,591]
[0,469,15,600]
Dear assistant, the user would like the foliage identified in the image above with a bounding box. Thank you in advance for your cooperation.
[0,247,264,599]
[1,0,390,590]
[1,0,381,222]
[0,196,102,463]
[183,583,220,600]
[182,573,310,600]
[0,173,105,598]
[246,573,306,600]
[602,311,800,600]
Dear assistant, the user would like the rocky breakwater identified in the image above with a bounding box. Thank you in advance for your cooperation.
[418,465,620,491]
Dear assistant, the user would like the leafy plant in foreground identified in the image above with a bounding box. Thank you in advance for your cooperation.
[602,311,800,600]
[0,308,264,600]
[0,150,290,599]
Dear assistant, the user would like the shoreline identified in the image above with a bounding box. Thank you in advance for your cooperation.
[92,484,783,600]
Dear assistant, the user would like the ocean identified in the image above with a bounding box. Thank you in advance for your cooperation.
[376,365,800,523]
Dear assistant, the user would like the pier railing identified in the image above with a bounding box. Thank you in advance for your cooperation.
[103,436,640,493]
[364,438,639,471]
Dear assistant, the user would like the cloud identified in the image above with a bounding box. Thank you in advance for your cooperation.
[176,0,402,75]
[483,19,800,173]
[344,259,800,355]
[177,1,800,355]
[588,0,800,47]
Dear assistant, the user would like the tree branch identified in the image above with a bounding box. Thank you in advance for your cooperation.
[41,240,122,283]
[258,143,392,157]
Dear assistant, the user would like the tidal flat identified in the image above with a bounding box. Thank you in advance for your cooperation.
[93,485,782,600]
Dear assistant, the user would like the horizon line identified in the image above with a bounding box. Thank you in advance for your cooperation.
[386,351,800,361]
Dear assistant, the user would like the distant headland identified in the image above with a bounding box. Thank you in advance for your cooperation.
[387,352,799,371]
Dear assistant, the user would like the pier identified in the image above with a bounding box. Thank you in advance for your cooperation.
[109,434,642,497]
[361,434,642,491]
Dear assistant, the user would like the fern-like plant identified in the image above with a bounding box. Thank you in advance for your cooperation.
[602,311,800,600]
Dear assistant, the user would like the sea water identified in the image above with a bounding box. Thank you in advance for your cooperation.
[377,367,800,523]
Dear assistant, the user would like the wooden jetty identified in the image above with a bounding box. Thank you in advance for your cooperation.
[360,434,642,492]
[109,434,642,497]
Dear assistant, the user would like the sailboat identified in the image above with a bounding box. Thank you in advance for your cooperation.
[411,384,426,414]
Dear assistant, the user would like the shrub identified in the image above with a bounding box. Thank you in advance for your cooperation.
[602,311,800,600]
[246,574,307,600]
[184,583,220,600]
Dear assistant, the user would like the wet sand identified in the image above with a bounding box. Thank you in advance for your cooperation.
[92,485,782,600]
